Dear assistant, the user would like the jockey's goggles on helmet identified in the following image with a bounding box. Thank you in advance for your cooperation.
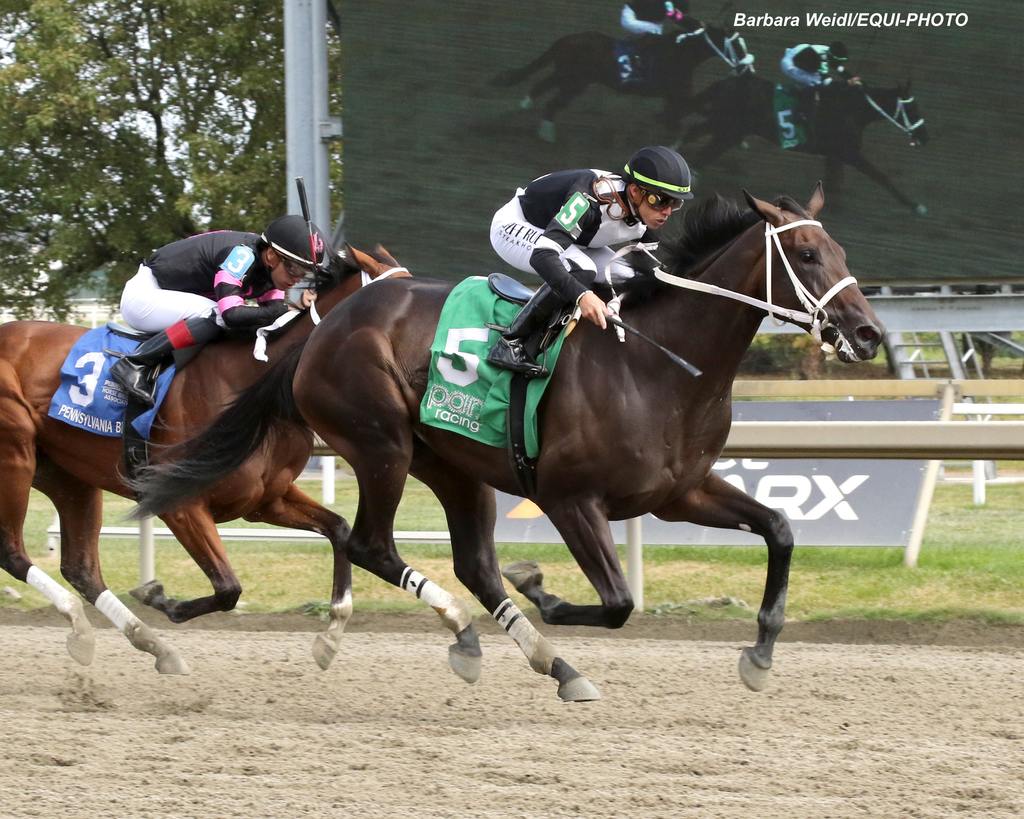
[282,257,315,278]
[642,189,684,212]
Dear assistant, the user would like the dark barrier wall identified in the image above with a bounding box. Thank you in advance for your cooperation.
[340,1,1021,285]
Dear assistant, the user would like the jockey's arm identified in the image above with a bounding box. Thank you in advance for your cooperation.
[780,46,824,88]
[621,4,663,36]
[215,279,290,330]
[529,232,608,330]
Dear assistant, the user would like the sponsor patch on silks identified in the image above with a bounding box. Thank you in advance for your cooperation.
[47,327,175,439]
[419,277,568,458]
[220,245,256,282]
[553,191,591,237]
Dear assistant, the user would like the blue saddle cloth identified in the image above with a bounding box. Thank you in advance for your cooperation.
[47,326,176,439]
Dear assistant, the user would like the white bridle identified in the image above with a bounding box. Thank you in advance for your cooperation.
[647,219,859,357]
[863,91,925,139]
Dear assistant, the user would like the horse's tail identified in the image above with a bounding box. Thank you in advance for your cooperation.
[129,340,307,517]
[490,44,556,87]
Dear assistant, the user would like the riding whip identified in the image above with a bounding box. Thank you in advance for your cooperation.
[606,315,702,377]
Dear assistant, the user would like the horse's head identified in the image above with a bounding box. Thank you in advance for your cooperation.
[743,183,883,362]
[897,81,928,147]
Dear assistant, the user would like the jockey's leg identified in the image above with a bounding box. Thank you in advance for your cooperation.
[485,283,564,378]
[111,314,222,405]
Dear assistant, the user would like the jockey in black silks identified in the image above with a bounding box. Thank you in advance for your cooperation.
[486,145,693,378]
[111,215,327,405]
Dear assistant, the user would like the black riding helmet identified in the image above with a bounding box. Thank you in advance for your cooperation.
[261,215,329,268]
[622,145,694,201]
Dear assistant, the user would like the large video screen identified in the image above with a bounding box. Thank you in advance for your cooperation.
[340,0,1021,285]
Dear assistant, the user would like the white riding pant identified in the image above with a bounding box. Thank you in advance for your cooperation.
[489,194,638,286]
[119,264,221,333]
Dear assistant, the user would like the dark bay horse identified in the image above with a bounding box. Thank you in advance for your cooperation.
[493,25,752,142]
[686,75,928,213]
[131,185,882,701]
[0,244,411,674]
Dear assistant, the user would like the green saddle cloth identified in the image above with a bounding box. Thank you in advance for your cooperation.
[419,276,569,458]
[773,83,808,150]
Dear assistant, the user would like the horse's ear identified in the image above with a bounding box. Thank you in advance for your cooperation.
[372,243,399,267]
[347,244,382,277]
[806,181,825,218]
[743,189,785,227]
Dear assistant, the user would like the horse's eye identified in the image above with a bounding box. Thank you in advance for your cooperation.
[799,249,817,263]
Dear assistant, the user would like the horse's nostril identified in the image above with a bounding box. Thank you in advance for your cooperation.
[856,324,882,348]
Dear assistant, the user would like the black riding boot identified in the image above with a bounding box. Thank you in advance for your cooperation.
[111,315,221,405]
[486,284,565,378]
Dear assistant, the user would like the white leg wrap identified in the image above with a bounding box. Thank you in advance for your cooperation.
[401,568,472,633]
[95,589,138,633]
[26,566,76,615]
[493,598,545,661]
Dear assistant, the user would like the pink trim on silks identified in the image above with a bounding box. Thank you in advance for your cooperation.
[166,320,195,349]
[257,289,286,303]
[217,295,245,312]
[214,270,242,287]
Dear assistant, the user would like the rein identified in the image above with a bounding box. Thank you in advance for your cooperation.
[651,219,858,355]
[252,264,409,361]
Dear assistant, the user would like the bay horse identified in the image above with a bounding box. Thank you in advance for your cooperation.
[0,244,411,675]
[685,74,929,213]
[131,185,882,701]
[493,25,752,142]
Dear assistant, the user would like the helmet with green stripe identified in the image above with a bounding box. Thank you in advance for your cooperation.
[622,145,694,201]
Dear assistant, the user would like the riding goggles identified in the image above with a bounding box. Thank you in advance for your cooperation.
[282,257,316,278]
[642,189,684,212]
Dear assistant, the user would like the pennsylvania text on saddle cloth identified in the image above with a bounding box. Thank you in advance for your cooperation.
[47,326,175,439]
[419,276,569,459]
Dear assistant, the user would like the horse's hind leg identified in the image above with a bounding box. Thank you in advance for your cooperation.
[504,497,634,629]
[655,473,793,692]
[133,503,242,624]
[247,484,354,671]
[414,455,600,702]
[36,461,188,674]
[0,448,94,665]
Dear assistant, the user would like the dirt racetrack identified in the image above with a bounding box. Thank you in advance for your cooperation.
[1,612,1021,818]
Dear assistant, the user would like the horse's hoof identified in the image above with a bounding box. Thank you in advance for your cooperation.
[66,631,95,666]
[130,579,163,605]
[557,675,601,702]
[502,560,541,590]
[155,652,191,675]
[914,203,928,216]
[448,643,482,684]
[537,120,556,143]
[311,633,339,671]
[738,647,772,692]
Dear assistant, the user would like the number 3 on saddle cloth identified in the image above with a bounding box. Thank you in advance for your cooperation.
[419,275,574,497]
[47,324,177,476]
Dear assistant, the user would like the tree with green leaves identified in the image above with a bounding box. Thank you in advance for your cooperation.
[0,0,338,319]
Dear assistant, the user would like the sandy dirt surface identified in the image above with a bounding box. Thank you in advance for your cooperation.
[1,611,1022,818]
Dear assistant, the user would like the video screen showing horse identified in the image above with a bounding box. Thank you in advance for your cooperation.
[339,0,1021,286]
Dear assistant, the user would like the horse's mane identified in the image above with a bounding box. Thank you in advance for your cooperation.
[618,194,806,305]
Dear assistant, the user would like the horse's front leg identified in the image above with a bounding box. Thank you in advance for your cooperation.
[504,496,634,629]
[655,472,793,692]
[247,484,353,671]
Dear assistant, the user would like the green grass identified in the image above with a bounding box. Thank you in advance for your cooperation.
[4,472,1023,625]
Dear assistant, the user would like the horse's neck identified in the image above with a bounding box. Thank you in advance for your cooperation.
[263,273,362,353]
[861,85,897,124]
[649,224,769,385]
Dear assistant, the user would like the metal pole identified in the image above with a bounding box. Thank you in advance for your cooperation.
[903,382,955,568]
[321,456,336,505]
[139,516,155,584]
